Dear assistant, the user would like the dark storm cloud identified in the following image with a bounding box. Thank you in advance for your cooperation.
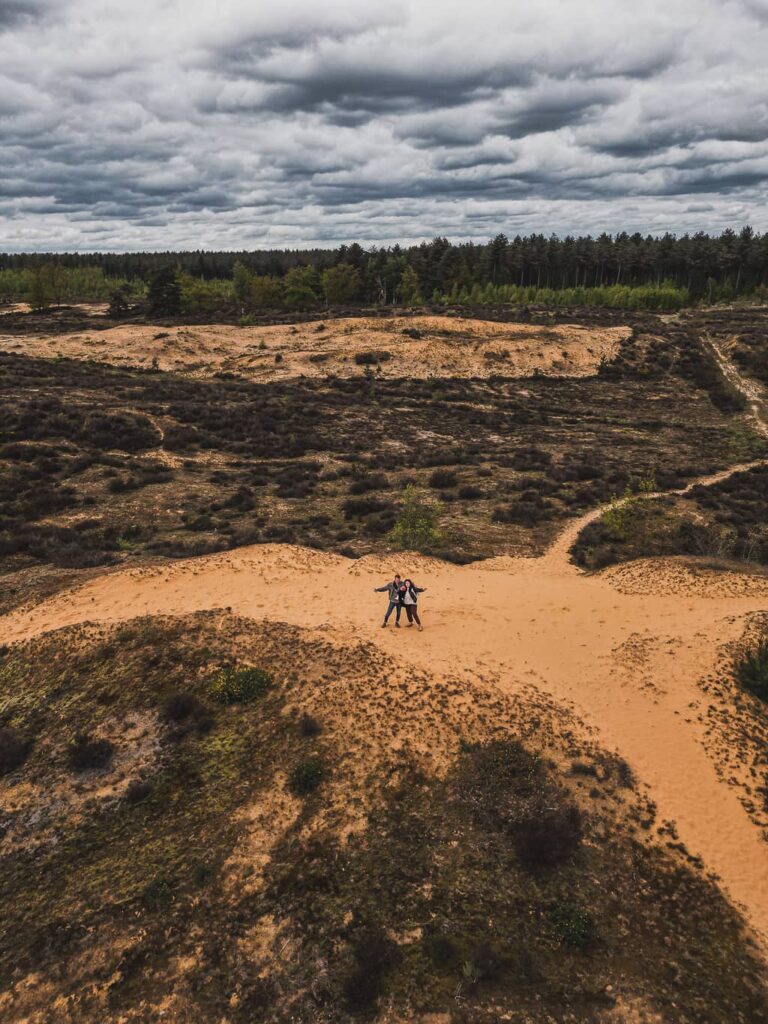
[0,0,51,27]
[0,0,766,250]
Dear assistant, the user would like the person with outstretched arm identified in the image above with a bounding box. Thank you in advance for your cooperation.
[374,574,403,628]
[402,579,426,631]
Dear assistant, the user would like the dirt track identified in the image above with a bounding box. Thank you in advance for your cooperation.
[2,330,768,949]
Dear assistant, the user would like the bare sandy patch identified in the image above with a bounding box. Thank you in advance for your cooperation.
[0,315,629,381]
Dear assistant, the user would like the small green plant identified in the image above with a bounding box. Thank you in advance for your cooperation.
[735,636,768,702]
[548,903,597,949]
[288,757,324,796]
[238,314,255,327]
[209,666,272,705]
[389,485,442,552]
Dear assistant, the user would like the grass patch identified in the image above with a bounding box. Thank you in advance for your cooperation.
[209,666,272,705]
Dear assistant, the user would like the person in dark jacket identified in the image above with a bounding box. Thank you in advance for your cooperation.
[374,574,403,627]
[402,579,426,630]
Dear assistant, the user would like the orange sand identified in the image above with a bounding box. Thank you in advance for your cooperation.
[0,315,628,380]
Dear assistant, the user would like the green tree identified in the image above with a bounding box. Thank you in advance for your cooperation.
[283,266,321,309]
[28,266,52,310]
[390,485,442,551]
[322,263,362,305]
[251,275,284,308]
[147,267,182,317]
[232,261,253,306]
[108,284,132,319]
[399,265,423,305]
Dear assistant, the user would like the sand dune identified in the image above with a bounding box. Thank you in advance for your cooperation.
[4,511,768,947]
[0,315,628,380]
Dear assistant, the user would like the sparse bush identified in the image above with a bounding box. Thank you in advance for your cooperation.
[458,740,582,868]
[125,779,153,803]
[389,485,441,551]
[141,876,174,911]
[209,666,272,705]
[513,802,583,868]
[735,637,768,702]
[299,713,322,737]
[0,727,31,775]
[428,468,458,489]
[355,350,391,366]
[342,926,400,1014]
[548,903,597,949]
[162,692,202,722]
[458,484,483,500]
[68,732,114,772]
[288,757,324,796]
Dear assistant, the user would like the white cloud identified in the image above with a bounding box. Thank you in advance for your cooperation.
[0,0,766,250]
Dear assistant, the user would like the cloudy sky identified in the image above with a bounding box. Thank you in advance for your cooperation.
[1,0,767,251]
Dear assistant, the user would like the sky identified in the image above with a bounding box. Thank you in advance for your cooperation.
[1,0,767,252]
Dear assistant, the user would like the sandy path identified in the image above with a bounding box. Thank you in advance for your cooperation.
[2,334,768,945]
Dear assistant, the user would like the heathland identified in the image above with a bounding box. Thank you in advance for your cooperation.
[1,293,768,1023]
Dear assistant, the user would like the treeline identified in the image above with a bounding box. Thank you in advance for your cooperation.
[2,228,767,314]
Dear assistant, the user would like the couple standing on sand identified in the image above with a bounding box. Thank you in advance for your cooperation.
[374,574,426,631]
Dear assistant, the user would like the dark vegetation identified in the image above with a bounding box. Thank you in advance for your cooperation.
[0,614,766,1022]
[288,757,325,796]
[67,732,114,772]
[0,726,31,775]
[0,311,757,597]
[571,465,768,570]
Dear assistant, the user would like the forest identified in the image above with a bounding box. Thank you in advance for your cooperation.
[1,228,767,314]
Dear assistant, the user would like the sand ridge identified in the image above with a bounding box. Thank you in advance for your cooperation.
[0,315,628,381]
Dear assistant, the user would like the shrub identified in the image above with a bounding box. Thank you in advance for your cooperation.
[458,740,582,868]
[0,727,31,775]
[288,757,324,795]
[299,713,323,737]
[125,779,153,803]
[513,802,583,868]
[209,666,272,705]
[458,484,483,499]
[162,692,202,722]
[735,637,768,702]
[355,350,391,366]
[389,485,441,551]
[342,926,400,1013]
[429,468,458,489]
[548,903,597,950]
[141,876,174,911]
[68,732,114,772]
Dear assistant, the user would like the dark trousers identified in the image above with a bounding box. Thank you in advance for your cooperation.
[384,601,401,624]
[405,605,421,626]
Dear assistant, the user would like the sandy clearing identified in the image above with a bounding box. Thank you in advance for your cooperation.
[4,522,768,944]
[0,315,628,381]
